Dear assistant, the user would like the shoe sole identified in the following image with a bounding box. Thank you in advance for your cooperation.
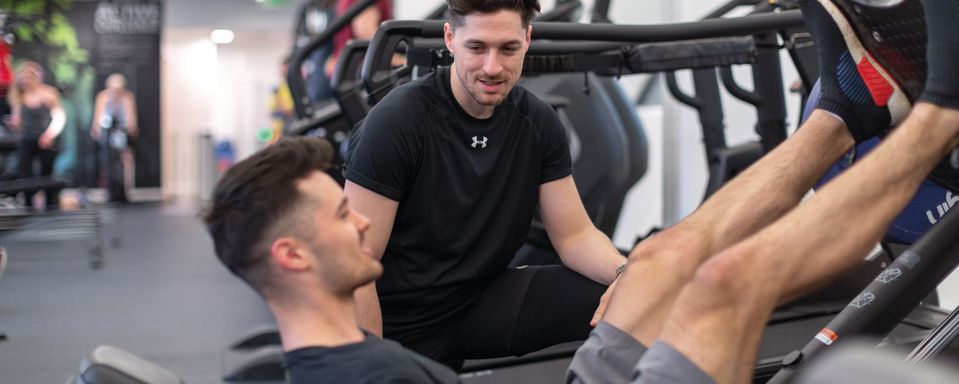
[817,0,914,125]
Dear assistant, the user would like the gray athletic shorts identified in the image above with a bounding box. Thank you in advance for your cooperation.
[566,321,715,384]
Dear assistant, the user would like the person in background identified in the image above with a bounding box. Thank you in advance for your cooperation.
[12,61,65,209]
[324,0,393,78]
[91,73,137,203]
[0,38,14,127]
[0,40,17,180]
[270,56,296,144]
[296,0,339,102]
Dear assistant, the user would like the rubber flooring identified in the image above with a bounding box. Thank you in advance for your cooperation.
[0,204,274,384]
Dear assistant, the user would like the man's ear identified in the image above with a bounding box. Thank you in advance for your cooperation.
[270,236,310,272]
[526,25,532,46]
[444,22,455,54]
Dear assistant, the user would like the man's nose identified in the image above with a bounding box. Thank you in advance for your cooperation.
[483,53,504,76]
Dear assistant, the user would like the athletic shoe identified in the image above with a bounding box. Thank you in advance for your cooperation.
[800,0,925,142]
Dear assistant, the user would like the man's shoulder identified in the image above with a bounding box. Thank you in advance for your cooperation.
[505,84,559,125]
[363,73,447,134]
[378,73,444,110]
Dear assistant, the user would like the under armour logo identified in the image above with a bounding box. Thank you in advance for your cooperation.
[471,136,488,149]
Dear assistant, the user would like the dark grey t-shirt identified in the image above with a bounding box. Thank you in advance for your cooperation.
[284,333,459,383]
[344,66,572,335]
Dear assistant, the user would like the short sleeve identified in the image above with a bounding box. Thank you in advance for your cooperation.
[537,101,573,183]
[344,99,421,201]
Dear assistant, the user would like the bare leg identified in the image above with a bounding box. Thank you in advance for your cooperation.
[603,111,853,345]
[659,104,959,383]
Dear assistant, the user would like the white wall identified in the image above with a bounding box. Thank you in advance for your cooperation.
[213,31,291,160]
[161,29,290,202]
[660,1,804,224]
[161,30,218,201]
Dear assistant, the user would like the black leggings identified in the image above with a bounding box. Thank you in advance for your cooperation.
[17,138,59,208]
[99,130,127,202]
[389,265,606,369]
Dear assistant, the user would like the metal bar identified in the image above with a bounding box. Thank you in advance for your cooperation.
[537,0,582,22]
[703,0,761,19]
[362,11,804,100]
[750,31,788,152]
[396,10,806,42]
[590,0,611,23]
[664,72,702,110]
[905,305,959,364]
[719,66,761,106]
[769,207,959,383]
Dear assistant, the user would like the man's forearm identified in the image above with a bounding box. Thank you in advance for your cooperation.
[354,282,383,336]
[556,228,625,285]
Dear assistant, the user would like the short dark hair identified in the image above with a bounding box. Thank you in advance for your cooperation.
[202,137,334,295]
[447,0,541,28]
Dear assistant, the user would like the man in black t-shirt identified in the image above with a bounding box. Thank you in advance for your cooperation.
[203,138,458,384]
[343,0,627,367]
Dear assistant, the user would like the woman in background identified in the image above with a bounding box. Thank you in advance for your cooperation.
[12,61,65,209]
[323,0,393,77]
[91,73,137,203]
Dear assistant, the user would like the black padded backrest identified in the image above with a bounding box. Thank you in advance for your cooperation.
[333,40,372,127]
[520,72,630,237]
[74,345,183,384]
[594,77,648,234]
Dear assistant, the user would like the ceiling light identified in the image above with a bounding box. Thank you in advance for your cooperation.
[210,29,235,44]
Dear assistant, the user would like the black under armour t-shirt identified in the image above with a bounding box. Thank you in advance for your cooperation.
[284,333,459,383]
[344,66,572,335]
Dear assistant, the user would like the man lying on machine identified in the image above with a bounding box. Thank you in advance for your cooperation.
[203,0,959,382]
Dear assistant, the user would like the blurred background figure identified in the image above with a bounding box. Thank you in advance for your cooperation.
[0,37,16,181]
[296,0,338,103]
[0,37,13,128]
[269,56,295,144]
[91,73,137,203]
[11,61,65,209]
[324,0,393,77]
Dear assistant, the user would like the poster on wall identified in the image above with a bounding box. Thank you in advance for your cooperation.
[1,0,161,190]
[92,0,161,188]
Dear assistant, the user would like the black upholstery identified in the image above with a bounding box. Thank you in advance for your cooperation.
[512,73,644,265]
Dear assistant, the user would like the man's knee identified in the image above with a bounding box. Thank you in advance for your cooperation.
[626,226,711,282]
[682,253,752,311]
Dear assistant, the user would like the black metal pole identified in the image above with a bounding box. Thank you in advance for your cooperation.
[362,11,805,104]
[751,31,788,152]
[590,0,611,23]
[769,207,959,383]
[905,305,959,364]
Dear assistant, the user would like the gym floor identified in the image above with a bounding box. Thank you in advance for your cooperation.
[0,203,274,384]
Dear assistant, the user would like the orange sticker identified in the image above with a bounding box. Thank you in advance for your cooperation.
[814,328,838,345]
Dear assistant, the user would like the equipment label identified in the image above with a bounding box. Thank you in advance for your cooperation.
[815,328,838,345]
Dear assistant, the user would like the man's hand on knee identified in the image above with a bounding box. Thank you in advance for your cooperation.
[590,277,619,327]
